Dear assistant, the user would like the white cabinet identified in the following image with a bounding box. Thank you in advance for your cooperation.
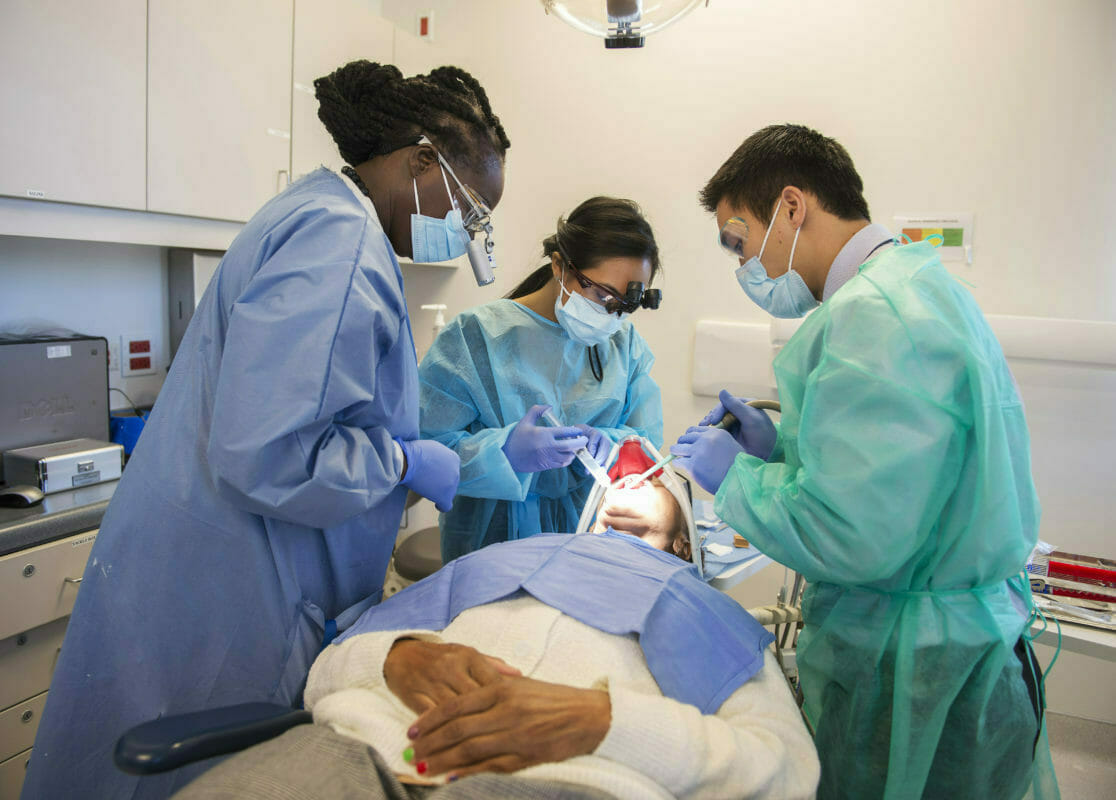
[0,0,146,210]
[147,0,294,222]
[291,0,394,181]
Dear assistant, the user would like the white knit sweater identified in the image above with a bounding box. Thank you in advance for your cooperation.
[306,595,819,799]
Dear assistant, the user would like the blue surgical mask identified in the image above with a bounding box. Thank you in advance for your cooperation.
[554,268,625,347]
[410,166,470,263]
[734,198,819,319]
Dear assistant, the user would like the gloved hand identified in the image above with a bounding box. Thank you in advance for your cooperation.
[502,405,589,473]
[670,426,746,495]
[573,424,610,466]
[698,389,777,461]
[397,438,461,513]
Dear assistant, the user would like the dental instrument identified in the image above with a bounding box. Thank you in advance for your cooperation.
[540,408,612,488]
[625,453,676,485]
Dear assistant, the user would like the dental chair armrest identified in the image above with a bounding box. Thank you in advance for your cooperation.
[114,702,312,775]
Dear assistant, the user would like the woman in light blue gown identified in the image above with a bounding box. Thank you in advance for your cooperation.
[419,197,665,560]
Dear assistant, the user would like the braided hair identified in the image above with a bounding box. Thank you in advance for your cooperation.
[314,61,510,170]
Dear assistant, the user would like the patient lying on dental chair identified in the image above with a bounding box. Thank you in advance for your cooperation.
[175,458,818,800]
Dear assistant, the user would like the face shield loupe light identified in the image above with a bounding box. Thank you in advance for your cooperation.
[425,138,498,287]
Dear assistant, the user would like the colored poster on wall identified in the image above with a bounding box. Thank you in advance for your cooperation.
[893,213,974,264]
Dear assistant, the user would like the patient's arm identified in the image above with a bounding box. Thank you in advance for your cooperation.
[594,651,818,799]
[406,652,816,798]
[384,640,521,714]
[407,677,611,779]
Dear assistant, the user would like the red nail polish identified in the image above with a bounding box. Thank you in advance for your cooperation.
[416,761,428,775]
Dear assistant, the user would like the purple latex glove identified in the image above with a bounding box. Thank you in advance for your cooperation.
[502,405,589,473]
[698,389,777,461]
[670,426,746,494]
[397,438,461,512]
[573,424,610,466]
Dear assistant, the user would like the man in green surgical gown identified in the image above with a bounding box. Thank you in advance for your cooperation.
[671,124,1059,800]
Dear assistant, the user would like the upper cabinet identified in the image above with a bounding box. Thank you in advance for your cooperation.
[291,0,394,182]
[0,0,146,210]
[0,2,440,230]
[147,0,294,222]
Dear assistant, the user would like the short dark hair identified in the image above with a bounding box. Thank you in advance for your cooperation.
[507,197,661,300]
[699,124,870,224]
[315,61,509,171]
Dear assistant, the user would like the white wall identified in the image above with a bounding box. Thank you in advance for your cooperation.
[0,235,169,409]
[382,0,1116,719]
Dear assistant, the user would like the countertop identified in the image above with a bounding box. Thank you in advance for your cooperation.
[0,480,117,557]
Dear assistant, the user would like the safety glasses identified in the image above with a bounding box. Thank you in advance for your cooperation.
[565,259,661,316]
[419,137,493,235]
[718,216,750,259]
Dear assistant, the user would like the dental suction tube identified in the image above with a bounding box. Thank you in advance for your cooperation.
[466,238,495,286]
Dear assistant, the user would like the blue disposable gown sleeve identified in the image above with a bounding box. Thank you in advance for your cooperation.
[594,330,664,449]
[207,228,407,529]
[714,348,964,586]
[418,322,533,502]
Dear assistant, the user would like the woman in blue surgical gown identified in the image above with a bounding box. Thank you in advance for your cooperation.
[420,197,664,560]
[22,62,509,800]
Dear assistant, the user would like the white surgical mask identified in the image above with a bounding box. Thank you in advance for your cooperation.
[410,166,470,263]
[554,269,625,347]
[735,198,819,319]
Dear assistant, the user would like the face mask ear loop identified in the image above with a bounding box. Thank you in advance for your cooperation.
[413,178,421,215]
[757,197,783,262]
[787,225,802,274]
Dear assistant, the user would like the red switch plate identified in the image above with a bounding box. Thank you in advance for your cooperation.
[129,356,151,371]
[129,340,151,354]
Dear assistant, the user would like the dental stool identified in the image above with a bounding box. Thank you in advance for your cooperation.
[383,526,443,597]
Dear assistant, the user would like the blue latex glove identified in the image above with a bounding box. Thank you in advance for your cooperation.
[573,424,610,466]
[397,438,461,512]
[502,404,589,473]
[698,389,777,461]
[670,426,746,495]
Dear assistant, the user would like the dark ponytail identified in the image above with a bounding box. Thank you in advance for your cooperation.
[314,61,509,171]
[507,197,660,300]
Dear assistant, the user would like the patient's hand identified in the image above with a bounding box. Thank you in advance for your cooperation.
[384,640,521,714]
[406,677,611,779]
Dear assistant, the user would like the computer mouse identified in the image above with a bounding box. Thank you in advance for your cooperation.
[0,484,45,508]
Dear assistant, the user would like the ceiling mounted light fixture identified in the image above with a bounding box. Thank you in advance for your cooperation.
[541,0,708,49]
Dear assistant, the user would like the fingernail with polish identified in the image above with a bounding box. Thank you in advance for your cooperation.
[402,746,414,763]
[407,725,419,739]
[416,761,428,775]
[448,774,459,783]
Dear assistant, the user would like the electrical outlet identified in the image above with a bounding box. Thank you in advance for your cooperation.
[120,333,158,377]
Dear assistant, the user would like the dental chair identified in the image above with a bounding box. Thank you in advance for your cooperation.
[115,422,805,777]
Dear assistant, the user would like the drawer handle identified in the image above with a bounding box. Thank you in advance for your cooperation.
[64,576,83,584]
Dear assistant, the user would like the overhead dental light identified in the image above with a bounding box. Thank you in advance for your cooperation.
[541,0,707,49]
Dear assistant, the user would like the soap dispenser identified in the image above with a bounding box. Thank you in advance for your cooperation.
[420,304,447,339]
[418,304,448,362]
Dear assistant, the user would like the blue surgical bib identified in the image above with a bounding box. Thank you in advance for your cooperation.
[336,530,774,713]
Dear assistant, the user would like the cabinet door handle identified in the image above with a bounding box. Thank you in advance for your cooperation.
[277,169,291,192]
[64,576,83,584]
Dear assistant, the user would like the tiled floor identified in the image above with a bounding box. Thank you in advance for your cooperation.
[1046,712,1116,800]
